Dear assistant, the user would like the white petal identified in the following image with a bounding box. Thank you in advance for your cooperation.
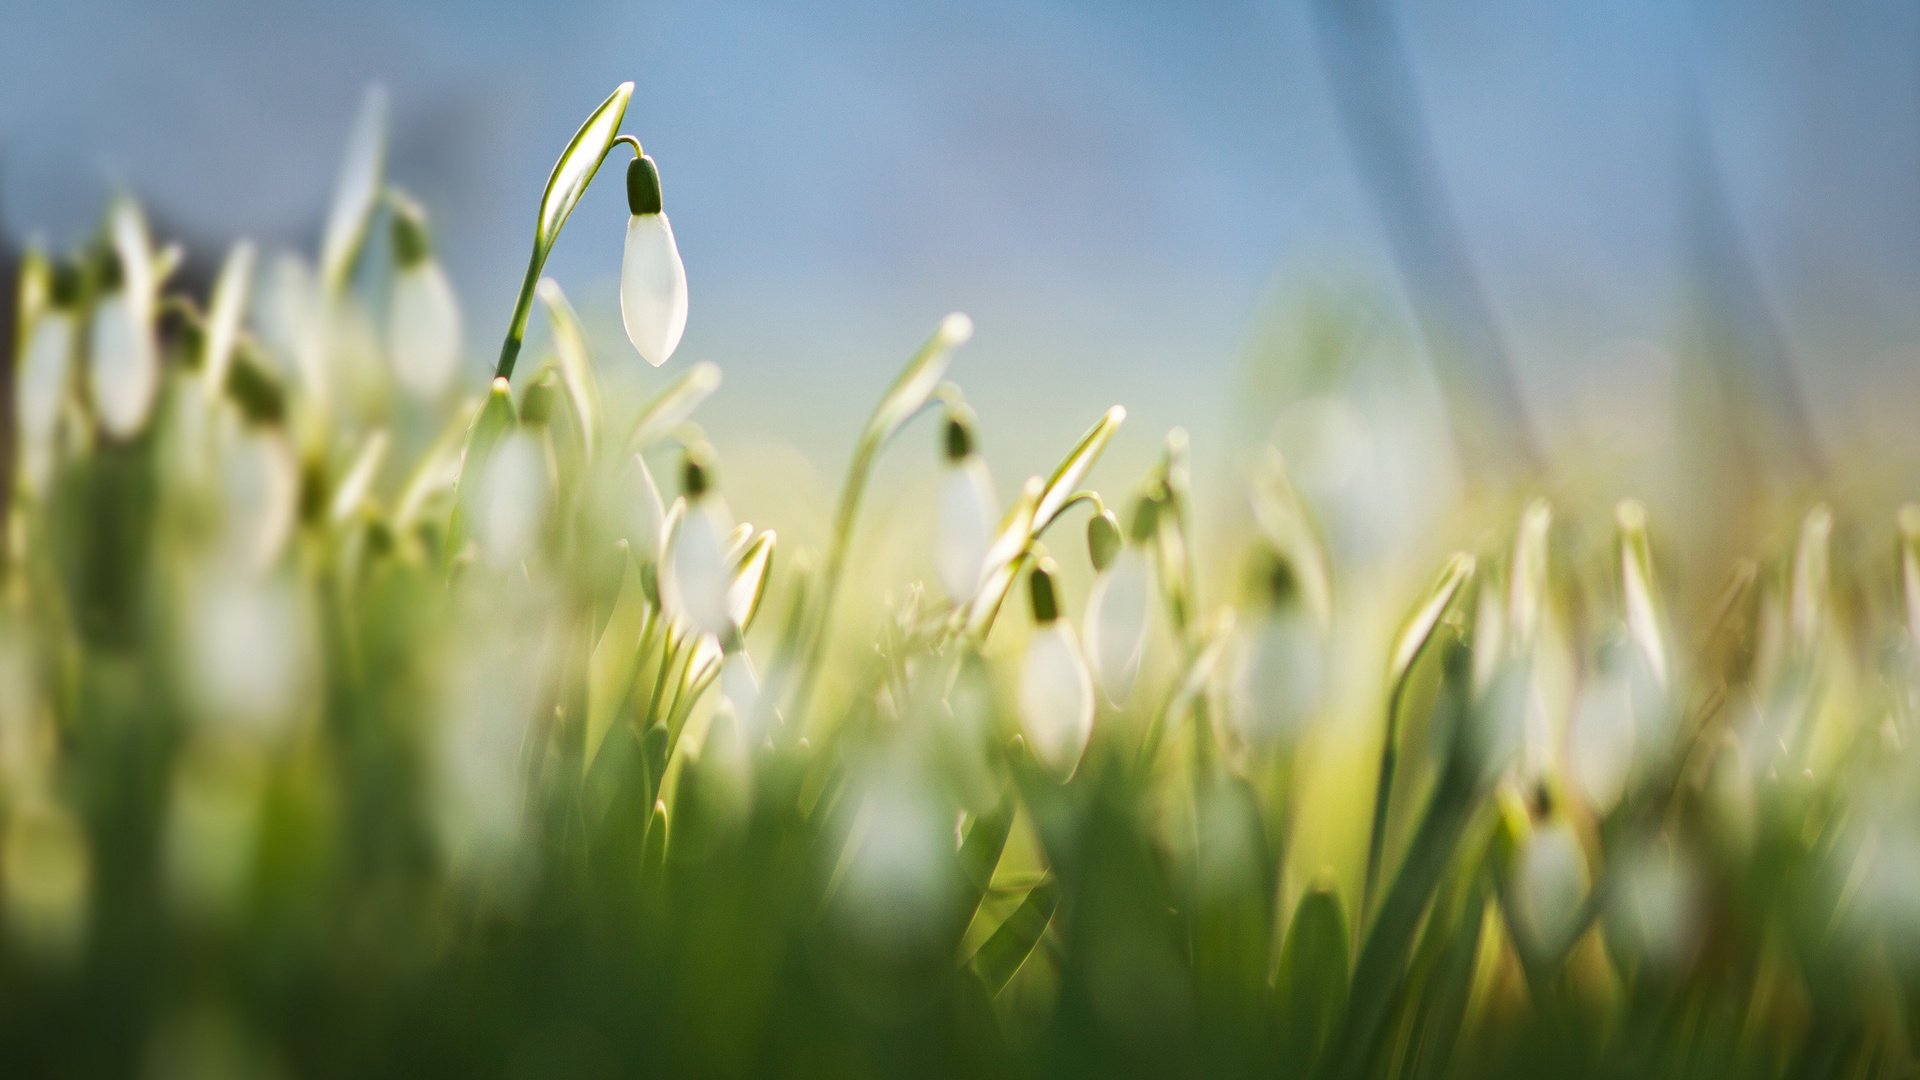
[1568,670,1635,812]
[17,313,74,487]
[662,497,735,637]
[88,291,159,438]
[1084,549,1151,705]
[473,433,548,568]
[620,213,688,367]
[935,459,995,600]
[387,261,462,400]
[1018,624,1095,780]
[183,572,314,739]
[1512,821,1589,959]
[214,415,300,571]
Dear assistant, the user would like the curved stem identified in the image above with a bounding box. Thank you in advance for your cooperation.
[493,136,644,384]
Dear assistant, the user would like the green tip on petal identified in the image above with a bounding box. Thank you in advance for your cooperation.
[1029,558,1061,625]
[627,155,664,217]
[1087,510,1122,574]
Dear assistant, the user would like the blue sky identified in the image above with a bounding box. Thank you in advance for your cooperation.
[5,1,1919,472]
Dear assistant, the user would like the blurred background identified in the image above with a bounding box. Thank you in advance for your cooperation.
[5,0,1920,503]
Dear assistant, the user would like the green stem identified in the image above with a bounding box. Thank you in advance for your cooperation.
[1320,759,1478,1080]
[494,250,543,382]
[1361,676,1410,920]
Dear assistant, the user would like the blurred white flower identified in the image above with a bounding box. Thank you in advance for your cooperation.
[1568,665,1635,813]
[182,571,316,741]
[212,411,301,572]
[472,432,549,569]
[1510,818,1589,961]
[834,760,956,947]
[1607,835,1701,970]
[619,155,687,368]
[1226,607,1324,749]
[935,416,996,601]
[1085,547,1151,706]
[1018,563,1095,780]
[16,304,75,490]
[387,261,461,401]
[660,455,735,638]
[89,201,161,439]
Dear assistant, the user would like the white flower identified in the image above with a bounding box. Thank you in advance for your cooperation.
[661,491,735,638]
[1568,664,1635,813]
[935,456,995,600]
[1084,547,1151,705]
[1020,624,1095,780]
[181,570,315,740]
[1226,608,1324,749]
[1017,563,1094,781]
[16,308,75,489]
[472,433,548,569]
[90,201,160,439]
[387,260,461,401]
[1510,819,1590,961]
[619,156,687,368]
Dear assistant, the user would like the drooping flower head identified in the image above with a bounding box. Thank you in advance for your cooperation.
[620,154,688,368]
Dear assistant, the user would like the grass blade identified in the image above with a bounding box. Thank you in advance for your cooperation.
[970,878,1059,997]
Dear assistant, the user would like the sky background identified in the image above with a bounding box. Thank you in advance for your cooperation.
[5,0,1920,489]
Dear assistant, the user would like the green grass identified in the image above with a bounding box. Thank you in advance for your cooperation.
[3,84,1920,1080]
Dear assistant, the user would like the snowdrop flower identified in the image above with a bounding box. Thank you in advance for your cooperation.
[180,567,316,741]
[16,263,80,490]
[935,410,996,601]
[385,196,461,401]
[1509,814,1590,963]
[619,154,688,367]
[1083,505,1152,706]
[89,201,161,439]
[1567,635,1656,814]
[1018,559,1095,781]
[471,432,549,569]
[1225,556,1324,749]
[660,447,735,638]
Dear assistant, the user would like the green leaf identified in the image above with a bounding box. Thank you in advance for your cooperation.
[1277,884,1352,1071]
[328,429,389,526]
[202,241,255,398]
[1388,553,1475,689]
[958,407,1127,639]
[535,277,601,455]
[862,312,972,452]
[1616,500,1669,689]
[535,83,633,258]
[320,85,387,293]
[641,798,670,881]
[969,877,1058,997]
[1364,551,1474,916]
[495,82,634,381]
[1506,499,1551,651]
[627,361,723,450]
[1032,405,1125,532]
